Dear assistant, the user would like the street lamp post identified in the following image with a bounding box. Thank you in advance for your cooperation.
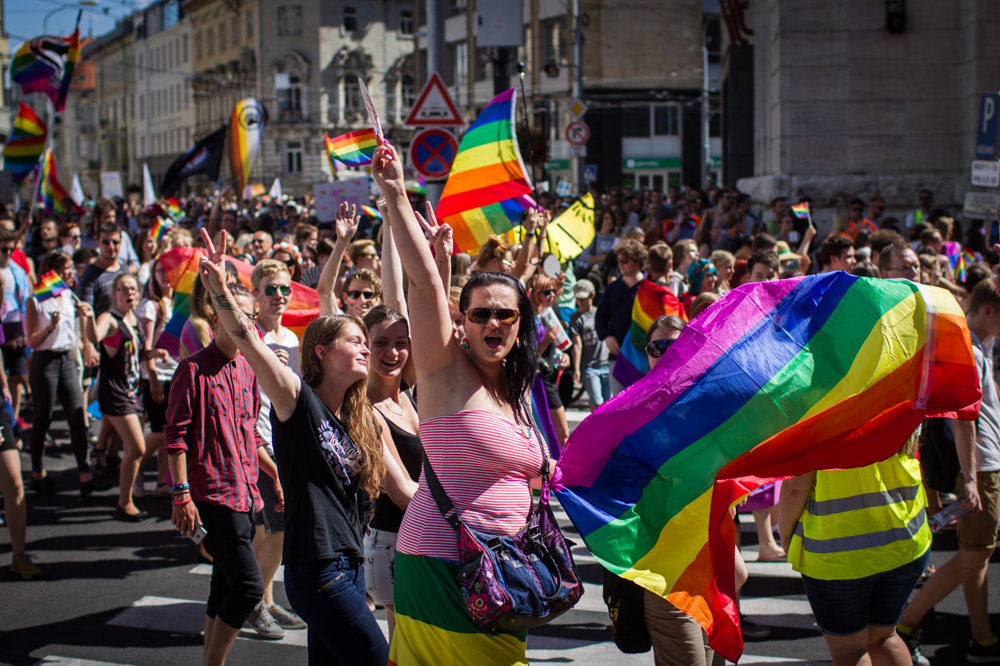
[43,0,98,35]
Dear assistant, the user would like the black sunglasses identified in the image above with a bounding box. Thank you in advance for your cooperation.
[646,338,675,358]
[465,307,520,325]
[263,285,291,297]
[540,289,556,297]
[345,289,376,301]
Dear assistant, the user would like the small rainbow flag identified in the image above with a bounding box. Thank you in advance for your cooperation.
[38,149,83,215]
[555,273,981,662]
[359,204,382,219]
[612,279,688,388]
[325,128,377,167]
[791,202,810,219]
[151,217,171,242]
[434,88,535,254]
[227,98,265,193]
[164,197,183,220]
[3,102,47,183]
[34,270,71,302]
[157,247,319,358]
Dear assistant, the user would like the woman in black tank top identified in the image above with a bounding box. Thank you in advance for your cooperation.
[90,273,150,522]
[363,305,421,639]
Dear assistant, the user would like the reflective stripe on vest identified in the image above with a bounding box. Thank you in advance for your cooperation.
[788,453,931,581]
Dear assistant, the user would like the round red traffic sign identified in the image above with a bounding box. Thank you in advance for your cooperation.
[409,128,459,180]
[565,120,590,146]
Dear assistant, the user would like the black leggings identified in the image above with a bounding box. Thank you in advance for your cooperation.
[196,501,264,628]
[29,349,89,474]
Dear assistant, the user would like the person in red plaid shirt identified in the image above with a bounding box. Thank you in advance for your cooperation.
[165,282,282,666]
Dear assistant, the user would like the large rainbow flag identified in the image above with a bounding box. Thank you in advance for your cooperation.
[325,128,377,167]
[11,26,79,112]
[554,272,981,661]
[612,279,688,388]
[435,88,535,255]
[3,102,47,182]
[38,150,82,215]
[157,247,319,358]
[228,98,265,193]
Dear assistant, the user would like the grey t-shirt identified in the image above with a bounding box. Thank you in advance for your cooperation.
[970,331,1000,472]
[570,309,609,369]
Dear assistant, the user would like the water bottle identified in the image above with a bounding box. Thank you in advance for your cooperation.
[929,501,973,532]
[538,307,571,352]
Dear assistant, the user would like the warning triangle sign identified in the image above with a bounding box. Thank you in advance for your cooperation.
[404,72,464,127]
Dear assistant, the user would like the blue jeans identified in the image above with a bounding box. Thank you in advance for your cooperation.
[801,549,929,636]
[284,556,389,665]
[582,365,610,408]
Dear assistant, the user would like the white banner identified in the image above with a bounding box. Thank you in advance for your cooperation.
[100,171,123,199]
[313,178,368,223]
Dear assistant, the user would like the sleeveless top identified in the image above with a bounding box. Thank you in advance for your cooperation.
[370,397,422,532]
[98,311,143,414]
[397,409,545,561]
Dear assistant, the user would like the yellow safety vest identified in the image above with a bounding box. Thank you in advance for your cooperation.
[787,452,931,580]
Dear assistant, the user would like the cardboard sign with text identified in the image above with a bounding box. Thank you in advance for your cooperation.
[313,178,368,222]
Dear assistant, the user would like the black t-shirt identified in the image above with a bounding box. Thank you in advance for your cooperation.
[271,381,367,565]
[369,413,421,532]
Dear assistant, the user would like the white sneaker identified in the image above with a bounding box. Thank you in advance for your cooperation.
[268,603,306,630]
[245,601,284,639]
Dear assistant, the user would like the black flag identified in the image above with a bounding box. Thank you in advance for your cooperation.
[159,126,226,196]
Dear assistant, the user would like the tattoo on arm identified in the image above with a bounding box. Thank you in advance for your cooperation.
[231,309,251,341]
[211,292,236,310]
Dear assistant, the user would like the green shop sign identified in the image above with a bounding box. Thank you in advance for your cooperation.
[545,159,570,170]
[622,157,722,169]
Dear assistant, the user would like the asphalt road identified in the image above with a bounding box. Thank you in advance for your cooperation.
[1,407,998,665]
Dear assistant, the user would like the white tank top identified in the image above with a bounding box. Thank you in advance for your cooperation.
[31,292,78,352]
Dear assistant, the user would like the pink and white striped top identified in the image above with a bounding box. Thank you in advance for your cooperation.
[397,409,545,561]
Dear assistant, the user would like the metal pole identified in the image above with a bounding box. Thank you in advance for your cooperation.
[424,0,446,208]
[701,23,711,190]
[571,0,584,196]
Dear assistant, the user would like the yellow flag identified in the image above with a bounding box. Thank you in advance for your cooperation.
[501,193,595,260]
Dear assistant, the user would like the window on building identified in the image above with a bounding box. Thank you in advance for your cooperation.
[343,6,358,32]
[246,11,253,39]
[386,80,397,123]
[183,34,188,61]
[448,0,466,17]
[277,74,302,112]
[401,75,415,110]
[206,27,214,55]
[286,141,303,173]
[139,95,144,119]
[444,43,458,86]
[140,136,145,157]
[169,87,174,113]
[195,31,202,60]
[345,78,362,114]
[475,48,489,81]
[653,106,679,136]
[400,9,413,35]
[220,21,227,50]
[278,6,303,36]
[138,54,143,79]
[174,39,179,65]
[232,18,239,45]
[621,105,651,138]
[542,18,566,66]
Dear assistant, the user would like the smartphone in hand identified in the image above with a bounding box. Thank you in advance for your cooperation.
[188,524,207,545]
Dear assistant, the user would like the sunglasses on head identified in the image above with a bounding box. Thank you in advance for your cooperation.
[465,307,520,325]
[345,289,376,301]
[264,285,291,297]
[646,338,675,358]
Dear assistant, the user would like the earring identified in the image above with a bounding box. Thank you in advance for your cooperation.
[460,337,470,350]
[515,337,521,349]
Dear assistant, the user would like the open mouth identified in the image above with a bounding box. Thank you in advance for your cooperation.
[381,357,401,370]
[485,336,503,349]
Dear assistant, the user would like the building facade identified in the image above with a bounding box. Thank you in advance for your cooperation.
[134,0,195,191]
[57,38,98,198]
[730,0,1000,221]
[84,18,136,195]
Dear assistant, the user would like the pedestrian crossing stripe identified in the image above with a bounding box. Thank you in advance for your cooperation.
[35,659,138,666]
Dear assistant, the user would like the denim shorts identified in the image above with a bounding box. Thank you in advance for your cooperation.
[800,549,929,636]
[363,528,397,606]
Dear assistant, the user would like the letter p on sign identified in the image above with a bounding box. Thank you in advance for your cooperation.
[977,93,1000,159]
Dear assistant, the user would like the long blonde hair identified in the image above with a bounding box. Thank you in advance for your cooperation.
[301,315,384,501]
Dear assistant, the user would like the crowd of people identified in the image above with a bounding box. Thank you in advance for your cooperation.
[1,157,999,666]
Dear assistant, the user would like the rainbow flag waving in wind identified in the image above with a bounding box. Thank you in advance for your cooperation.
[34,270,71,302]
[790,202,810,219]
[435,88,535,254]
[326,129,377,167]
[11,26,79,112]
[554,272,981,661]
[38,150,82,215]
[613,280,687,388]
[3,102,47,183]
[228,98,265,194]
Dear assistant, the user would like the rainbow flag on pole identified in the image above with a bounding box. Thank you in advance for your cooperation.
[325,128,377,167]
[435,88,535,254]
[38,149,82,215]
[156,247,319,359]
[11,24,79,112]
[227,98,265,193]
[791,202,810,220]
[612,280,688,388]
[3,102,47,182]
[33,270,71,302]
[151,217,171,242]
[555,272,981,662]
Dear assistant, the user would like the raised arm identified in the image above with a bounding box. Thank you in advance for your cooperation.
[317,202,358,316]
[415,201,453,297]
[197,228,302,421]
[370,143,455,375]
[379,201,408,319]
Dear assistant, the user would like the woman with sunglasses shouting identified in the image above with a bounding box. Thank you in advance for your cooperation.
[371,142,548,664]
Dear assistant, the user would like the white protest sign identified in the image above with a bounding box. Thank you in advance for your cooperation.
[100,171,123,199]
[313,178,368,222]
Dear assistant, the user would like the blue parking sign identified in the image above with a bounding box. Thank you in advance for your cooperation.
[977,93,1000,158]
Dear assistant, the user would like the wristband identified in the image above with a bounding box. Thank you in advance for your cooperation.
[172,482,190,492]
[173,497,191,506]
